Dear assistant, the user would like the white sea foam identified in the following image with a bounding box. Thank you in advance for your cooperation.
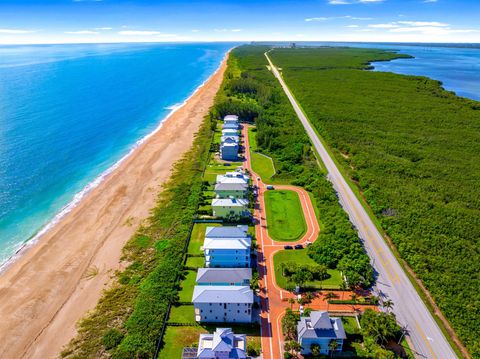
[0,49,231,274]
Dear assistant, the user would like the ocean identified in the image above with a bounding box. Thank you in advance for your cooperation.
[0,42,479,268]
[0,42,234,266]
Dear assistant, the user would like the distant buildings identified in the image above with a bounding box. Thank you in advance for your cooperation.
[192,285,254,323]
[297,311,346,355]
[196,268,251,286]
[203,225,252,268]
[196,328,247,359]
[211,198,249,219]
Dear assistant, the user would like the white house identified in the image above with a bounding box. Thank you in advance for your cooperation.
[222,128,239,137]
[192,285,254,323]
[220,140,239,161]
[214,182,248,199]
[205,225,249,238]
[216,170,249,185]
[211,198,249,218]
[196,328,247,359]
[196,268,252,286]
[224,115,239,125]
[297,311,346,355]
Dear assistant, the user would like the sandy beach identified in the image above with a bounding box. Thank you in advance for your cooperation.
[0,54,227,359]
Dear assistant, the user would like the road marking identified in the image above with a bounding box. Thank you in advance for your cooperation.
[415,321,438,359]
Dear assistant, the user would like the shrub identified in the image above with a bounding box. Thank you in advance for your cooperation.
[102,329,124,350]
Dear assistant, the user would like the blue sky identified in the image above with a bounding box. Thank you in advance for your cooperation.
[0,0,479,44]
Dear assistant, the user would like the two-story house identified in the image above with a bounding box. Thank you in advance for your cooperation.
[195,327,247,359]
[297,311,346,355]
[192,285,254,323]
[214,182,248,199]
[211,198,249,218]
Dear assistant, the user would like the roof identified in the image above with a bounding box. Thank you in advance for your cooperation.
[215,182,248,192]
[212,198,248,207]
[205,226,249,238]
[221,136,239,143]
[224,115,239,121]
[192,286,254,304]
[222,129,239,134]
[203,237,251,250]
[221,141,239,148]
[297,311,347,340]
[223,123,239,130]
[216,177,248,185]
[197,328,246,359]
[196,268,252,284]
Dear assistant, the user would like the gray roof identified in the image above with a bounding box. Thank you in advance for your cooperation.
[223,123,239,130]
[205,226,249,238]
[215,182,248,192]
[196,268,252,284]
[212,198,248,207]
[197,328,246,359]
[192,286,254,304]
[297,311,347,340]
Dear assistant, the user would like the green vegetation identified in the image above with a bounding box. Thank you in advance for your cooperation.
[264,190,306,241]
[178,271,197,303]
[168,305,195,324]
[273,249,342,290]
[224,45,373,288]
[247,127,276,180]
[270,47,480,356]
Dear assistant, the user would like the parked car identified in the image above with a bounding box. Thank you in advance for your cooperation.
[294,244,303,250]
[266,185,275,190]
[284,245,293,250]
[305,241,312,247]
[257,177,261,181]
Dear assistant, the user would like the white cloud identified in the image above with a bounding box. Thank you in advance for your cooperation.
[94,27,112,30]
[214,28,243,32]
[65,30,99,34]
[191,29,200,33]
[0,28,35,34]
[397,21,448,27]
[305,15,372,21]
[118,30,161,36]
[424,0,438,3]
[368,23,399,28]
[346,25,360,28]
[390,26,478,35]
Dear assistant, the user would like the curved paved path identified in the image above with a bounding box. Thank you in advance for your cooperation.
[243,126,375,359]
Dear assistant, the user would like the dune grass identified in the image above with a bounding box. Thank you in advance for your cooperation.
[264,190,306,241]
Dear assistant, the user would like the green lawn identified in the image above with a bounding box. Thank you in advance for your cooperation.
[341,316,361,335]
[188,223,220,254]
[178,270,197,303]
[168,305,196,324]
[160,324,261,359]
[247,128,275,181]
[264,190,307,241]
[273,249,343,290]
[185,256,204,268]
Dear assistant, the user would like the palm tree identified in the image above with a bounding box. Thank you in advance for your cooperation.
[328,340,339,358]
[289,298,295,310]
[324,291,337,311]
[382,299,394,313]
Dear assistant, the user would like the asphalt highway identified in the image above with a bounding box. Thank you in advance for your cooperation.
[264,51,457,359]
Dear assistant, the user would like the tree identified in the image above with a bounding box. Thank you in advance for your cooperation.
[289,298,295,309]
[360,309,401,345]
[324,291,337,311]
[284,340,302,357]
[292,268,313,289]
[382,299,394,313]
[282,308,298,341]
[310,343,321,357]
[329,339,339,358]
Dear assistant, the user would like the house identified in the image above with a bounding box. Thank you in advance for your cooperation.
[222,128,239,137]
[220,140,239,161]
[196,268,252,286]
[203,235,251,268]
[192,286,254,323]
[297,311,346,355]
[205,225,249,239]
[222,122,239,131]
[224,114,239,124]
[220,135,240,144]
[196,328,247,359]
[211,198,249,218]
[216,170,249,185]
[214,182,248,199]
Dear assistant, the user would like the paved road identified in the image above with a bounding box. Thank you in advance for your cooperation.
[243,126,376,359]
[264,52,457,359]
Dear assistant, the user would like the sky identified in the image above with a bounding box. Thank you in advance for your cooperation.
[0,0,479,44]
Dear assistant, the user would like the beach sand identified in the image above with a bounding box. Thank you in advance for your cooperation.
[0,54,227,359]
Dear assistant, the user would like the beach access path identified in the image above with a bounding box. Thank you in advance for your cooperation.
[0,55,228,359]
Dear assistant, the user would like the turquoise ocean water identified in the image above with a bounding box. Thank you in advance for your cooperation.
[0,43,233,266]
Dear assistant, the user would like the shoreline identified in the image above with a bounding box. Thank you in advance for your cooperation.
[0,51,229,359]
[0,51,229,275]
